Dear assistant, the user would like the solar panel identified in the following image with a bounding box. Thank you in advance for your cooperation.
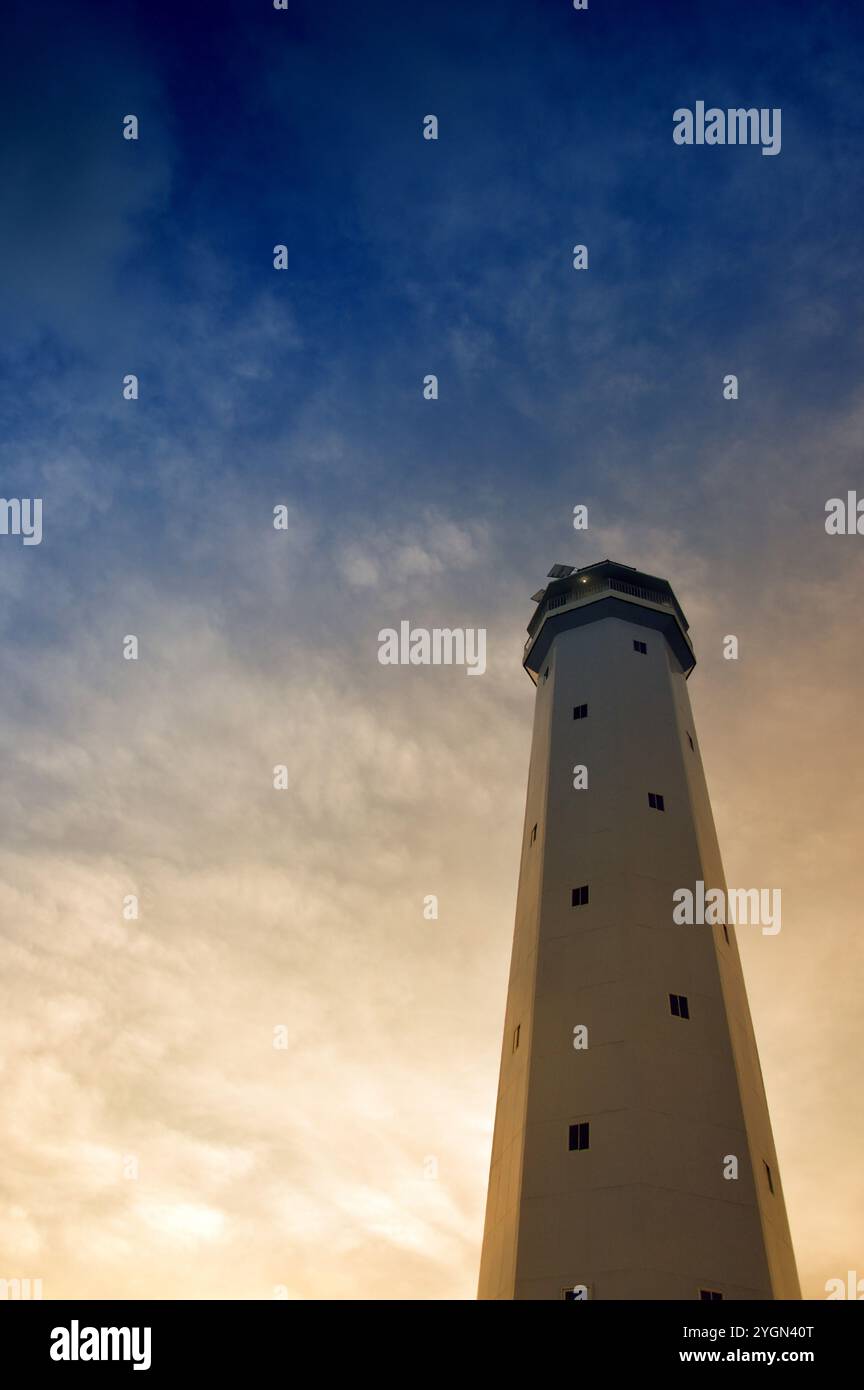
[547,563,575,579]
[530,589,546,603]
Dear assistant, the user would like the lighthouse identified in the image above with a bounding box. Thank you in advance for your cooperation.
[478,560,799,1300]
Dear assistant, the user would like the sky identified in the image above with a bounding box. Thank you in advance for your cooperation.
[0,0,862,1299]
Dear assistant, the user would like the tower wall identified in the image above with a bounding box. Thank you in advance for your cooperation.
[478,599,799,1300]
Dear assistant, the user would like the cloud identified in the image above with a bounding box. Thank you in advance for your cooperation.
[2,0,862,1301]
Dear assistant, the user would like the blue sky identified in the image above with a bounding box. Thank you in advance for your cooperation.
[4,0,864,564]
[1,0,862,1299]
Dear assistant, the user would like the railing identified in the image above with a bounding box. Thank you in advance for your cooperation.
[525,576,675,651]
[606,577,671,606]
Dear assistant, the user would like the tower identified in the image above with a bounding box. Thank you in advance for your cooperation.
[478,560,800,1301]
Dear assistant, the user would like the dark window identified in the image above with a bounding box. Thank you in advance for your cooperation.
[722,923,729,944]
[571,884,589,907]
[573,703,588,720]
[764,1161,774,1195]
[648,792,665,811]
[530,823,537,845]
[568,1122,590,1151]
[687,732,694,750]
[700,1289,723,1301]
[633,640,647,654]
[669,993,690,1019]
[513,1024,521,1052]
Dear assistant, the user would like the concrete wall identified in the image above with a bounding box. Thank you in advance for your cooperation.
[478,606,800,1300]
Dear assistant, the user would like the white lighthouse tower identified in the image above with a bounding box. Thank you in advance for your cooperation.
[478,560,799,1300]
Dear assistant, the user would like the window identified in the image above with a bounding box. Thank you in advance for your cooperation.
[512,1024,521,1052]
[568,1122,590,1151]
[687,732,694,750]
[699,1289,723,1301]
[764,1160,774,1195]
[669,993,690,1019]
[633,640,647,654]
[571,884,589,907]
[573,703,588,720]
[530,823,537,845]
[648,792,665,811]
